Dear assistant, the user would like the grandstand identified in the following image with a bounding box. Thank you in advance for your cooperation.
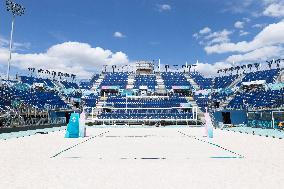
[1,59,284,189]
[2,1,284,188]
[1,60,284,129]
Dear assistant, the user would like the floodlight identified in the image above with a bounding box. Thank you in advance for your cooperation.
[5,0,25,80]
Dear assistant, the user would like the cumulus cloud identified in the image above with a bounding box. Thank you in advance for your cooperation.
[226,46,284,63]
[206,30,232,44]
[157,4,171,12]
[223,0,284,18]
[243,17,251,22]
[223,0,255,14]
[204,20,284,54]
[234,21,245,29]
[252,23,267,28]
[199,27,211,34]
[0,42,130,78]
[263,2,284,17]
[194,28,232,46]
[193,17,284,73]
[239,30,250,36]
[113,31,126,38]
[193,27,212,40]
[193,29,232,46]
[0,36,31,51]
[195,61,234,77]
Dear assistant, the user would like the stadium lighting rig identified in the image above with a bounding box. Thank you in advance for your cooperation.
[5,0,25,80]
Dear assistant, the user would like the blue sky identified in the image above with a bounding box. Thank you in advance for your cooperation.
[0,0,284,78]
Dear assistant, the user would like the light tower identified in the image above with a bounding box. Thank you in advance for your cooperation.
[5,0,25,80]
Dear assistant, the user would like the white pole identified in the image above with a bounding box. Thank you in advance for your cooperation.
[7,15,15,81]
[92,107,94,119]
[126,95,128,112]
[159,59,161,72]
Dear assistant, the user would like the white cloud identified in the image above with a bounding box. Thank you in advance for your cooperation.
[193,28,232,46]
[226,46,284,63]
[157,4,171,12]
[263,2,284,17]
[243,17,251,22]
[239,30,250,36]
[252,23,267,28]
[199,27,211,34]
[113,32,126,38]
[0,42,130,78]
[223,0,284,17]
[262,0,279,5]
[234,21,245,29]
[205,20,284,54]
[0,36,31,51]
[193,27,212,40]
[195,61,233,77]
[204,29,232,45]
[223,0,255,14]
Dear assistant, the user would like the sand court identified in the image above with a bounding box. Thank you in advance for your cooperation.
[0,126,283,189]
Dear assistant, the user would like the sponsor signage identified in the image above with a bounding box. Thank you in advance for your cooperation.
[180,103,192,108]
[172,86,190,90]
[101,86,120,90]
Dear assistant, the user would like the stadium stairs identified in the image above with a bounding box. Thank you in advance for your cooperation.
[220,94,236,109]
[58,92,74,107]
[217,74,246,108]
[227,74,246,89]
[91,96,107,118]
[50,80,63,89]
[186,96,205,123]
[92,74,105,90]
[277,68,284,83]
[184,73,200,91]
[126,73,135,90]
[155,73,167,94]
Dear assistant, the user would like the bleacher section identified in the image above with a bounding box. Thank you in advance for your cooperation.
[194,94,209,112]
[60,81,79,89]
[98,95,194,120]
[189,72,212,89]
[0,86,68,110]
[161,72,192,89]
[62,90,82,99]
[90,74,100,84]
[227,89,283,110]
[0,87,11,112]
[211,90,233,103]
[100,73,129,89]
[105,96,188,108]
[82,94,98,107]
[134,75,157,90]
[99,109,193,120]
[21,76,55,88]
[79,81,92,90]
[238,69,280,85]
[213,75,238,89]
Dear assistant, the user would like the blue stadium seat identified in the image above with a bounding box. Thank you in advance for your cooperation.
[161,72,192,89]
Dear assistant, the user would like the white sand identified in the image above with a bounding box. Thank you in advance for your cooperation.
[0,127,283,189]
